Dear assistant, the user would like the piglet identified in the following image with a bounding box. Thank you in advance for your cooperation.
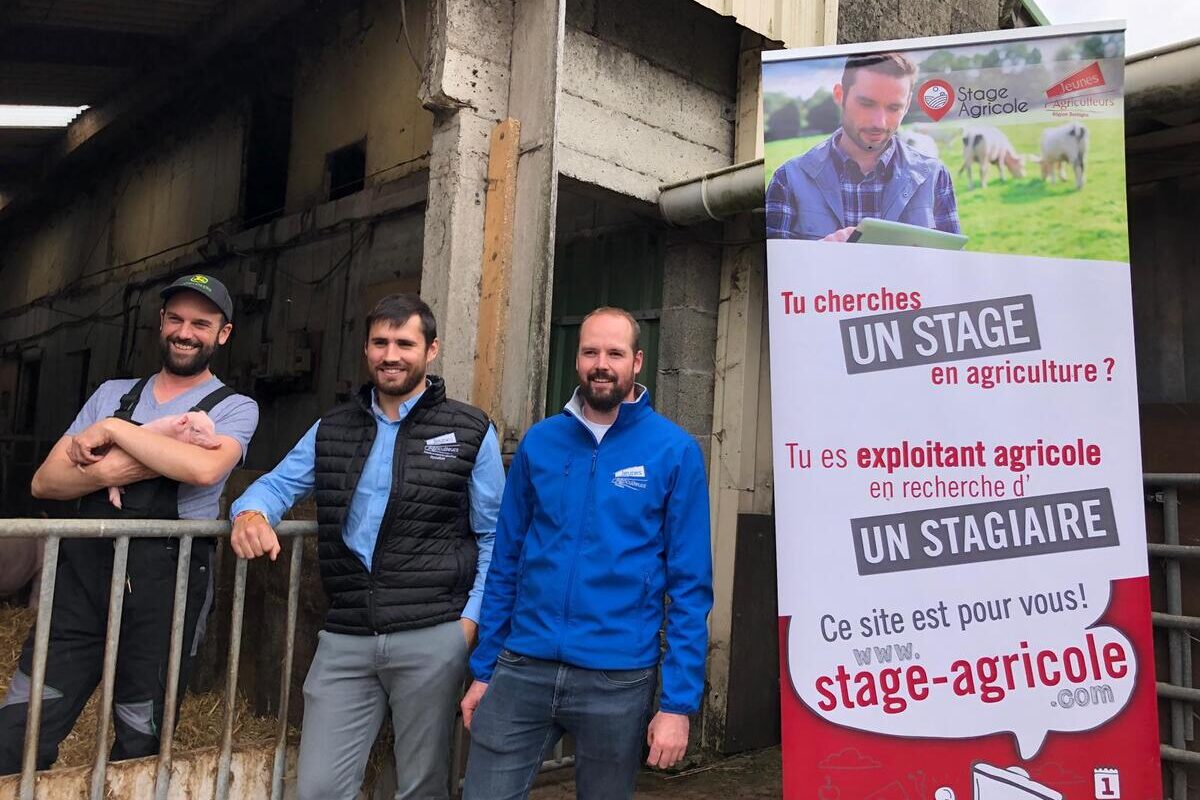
[107,411,221,508]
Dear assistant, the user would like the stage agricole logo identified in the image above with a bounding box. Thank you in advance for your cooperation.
[917,78,1030,121]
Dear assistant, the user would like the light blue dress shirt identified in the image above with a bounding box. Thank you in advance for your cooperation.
[231,387,504,623]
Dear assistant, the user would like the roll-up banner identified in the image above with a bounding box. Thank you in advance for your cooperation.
[762,22,1161,800]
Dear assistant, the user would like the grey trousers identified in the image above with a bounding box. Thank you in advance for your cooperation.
[296,620,469,800]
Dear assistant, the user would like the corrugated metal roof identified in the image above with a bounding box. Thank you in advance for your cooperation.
[689,0,836,48]
[0,0,226,193]
[7,0,222,37]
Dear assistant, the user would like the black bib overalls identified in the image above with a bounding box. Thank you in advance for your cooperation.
[0,378,234,773]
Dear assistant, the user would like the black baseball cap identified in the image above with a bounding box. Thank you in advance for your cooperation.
[160,273,234,321]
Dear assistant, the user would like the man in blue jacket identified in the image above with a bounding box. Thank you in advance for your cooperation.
[460,307,713,799]
[766,51,960,241]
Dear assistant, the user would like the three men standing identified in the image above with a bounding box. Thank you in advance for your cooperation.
[3,287,712,799]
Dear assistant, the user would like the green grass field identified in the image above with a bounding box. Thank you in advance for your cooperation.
[764,117,1129,262]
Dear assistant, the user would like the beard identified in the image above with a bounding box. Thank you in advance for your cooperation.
[159,334,217,377]
[842,118,894,153]
[578,367,634,413]
[375,362,427,397]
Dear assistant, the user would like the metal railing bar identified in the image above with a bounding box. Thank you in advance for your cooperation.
[0,519,316,538]
[270,540,304,800]
[19,535,60,800]
[154,534,194,800]
[215,557,248,800]
[1158,682,1200,703]
[1163,743,1200,766]
[1163,487,1189,800]
[1149,543,1200,559]
[1187,626,1195,743]
[90,535,130,800]
[1152,613,1200,631]
[1146,474,1200,487]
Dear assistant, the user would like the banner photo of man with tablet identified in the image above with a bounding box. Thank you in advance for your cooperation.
[764,26,1125,261]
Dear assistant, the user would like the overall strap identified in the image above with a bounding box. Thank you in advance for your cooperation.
[113,377,151,421]
[190,384,238,414]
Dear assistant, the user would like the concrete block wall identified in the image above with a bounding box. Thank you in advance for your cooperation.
[838,0,1003,42]
[658,229,723,460]
[0,175,427,457]
[0,0,439,451]
[1,110,245,319]
[559,0,739,202]
[286,0,435,211]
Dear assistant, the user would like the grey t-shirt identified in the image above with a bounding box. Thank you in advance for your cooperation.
[66,375,259,520]
[578,415,612,443]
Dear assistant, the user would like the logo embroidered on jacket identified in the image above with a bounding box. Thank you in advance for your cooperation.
[612,465,647,490]
[424,432,460,460]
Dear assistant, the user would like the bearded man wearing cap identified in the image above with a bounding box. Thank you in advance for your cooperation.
[0,273,259,774]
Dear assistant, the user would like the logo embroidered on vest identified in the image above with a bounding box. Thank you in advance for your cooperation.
[612,465,647,490]
[424,432,461,460]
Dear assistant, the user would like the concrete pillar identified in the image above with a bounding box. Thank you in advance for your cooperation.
[495,0,567,447]
[419,0,565,443]
[420,112,494,395]
[419,0,513,399]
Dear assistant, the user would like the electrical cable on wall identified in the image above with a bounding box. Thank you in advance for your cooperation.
[398,0,423,72]
[1,150,431,330]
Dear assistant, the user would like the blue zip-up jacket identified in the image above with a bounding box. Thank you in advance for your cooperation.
[471,387,713,714]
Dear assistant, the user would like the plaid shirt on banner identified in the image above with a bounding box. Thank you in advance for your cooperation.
[766,131,961,238]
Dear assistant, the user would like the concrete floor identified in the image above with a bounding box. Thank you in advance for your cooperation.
[528,747,782,799]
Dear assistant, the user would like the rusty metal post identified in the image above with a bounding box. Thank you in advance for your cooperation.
[1164,487,1188,800]
[153,534,194,800]
[89,535,130,800]
[215,557,248,800]
[270,540,304,800]
[18,536,60,800]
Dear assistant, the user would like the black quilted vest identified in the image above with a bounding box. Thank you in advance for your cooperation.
[313,377,490,634]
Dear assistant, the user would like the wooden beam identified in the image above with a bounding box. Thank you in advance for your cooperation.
[472,118,521,436]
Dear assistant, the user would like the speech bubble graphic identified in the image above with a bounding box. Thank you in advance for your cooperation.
[788,579,1136,760]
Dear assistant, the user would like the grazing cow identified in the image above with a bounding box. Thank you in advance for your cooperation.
[1040,122,1089,190]
[960,126,1025,189]
[899,130,939,159]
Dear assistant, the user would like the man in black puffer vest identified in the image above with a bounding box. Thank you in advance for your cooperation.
[230,294,505,800]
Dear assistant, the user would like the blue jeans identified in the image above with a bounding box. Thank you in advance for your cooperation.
[462,650,657,800]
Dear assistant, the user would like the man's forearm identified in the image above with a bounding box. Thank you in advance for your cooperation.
[31,445,106,500]
[106,419,233,486]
